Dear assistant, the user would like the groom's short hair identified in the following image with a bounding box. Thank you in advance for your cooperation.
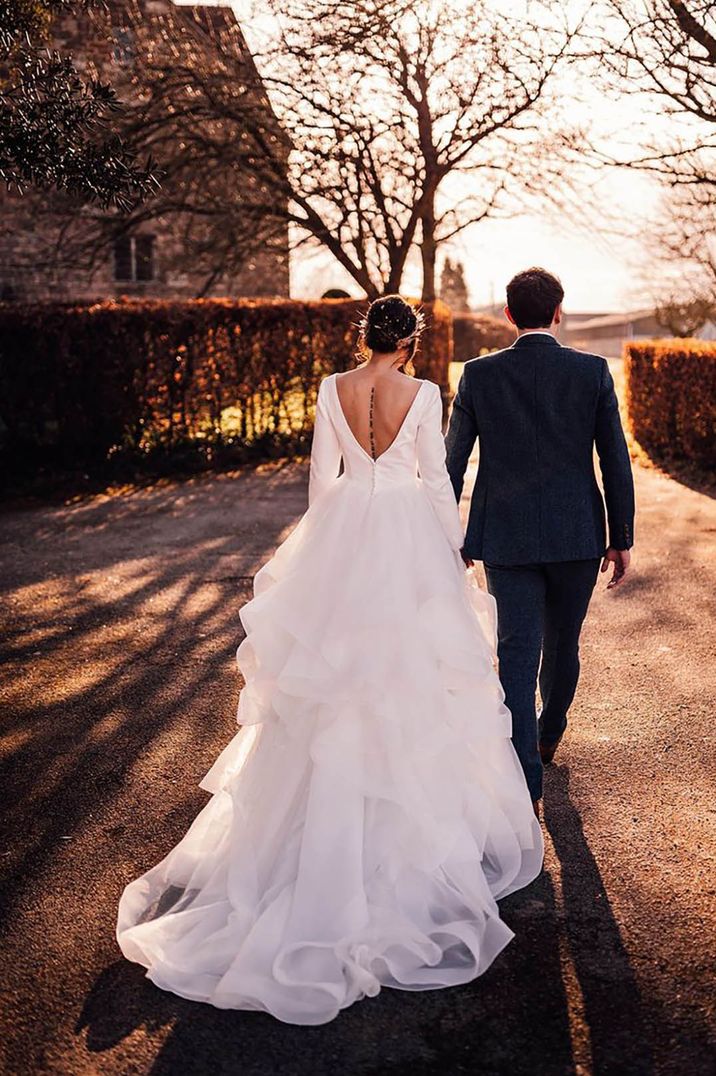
[506,267,564,328]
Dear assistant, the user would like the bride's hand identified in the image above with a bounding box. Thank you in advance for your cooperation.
[460,548,474,569]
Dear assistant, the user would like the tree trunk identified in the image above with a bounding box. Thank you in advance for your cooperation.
[420,192,437,303]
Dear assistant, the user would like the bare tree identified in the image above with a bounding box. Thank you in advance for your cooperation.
[655,292,715,335]
[30,0,581,301]
[256,0,581,299]
[598,0,715,126]
[590,1,716,294]
[650,162,716,291]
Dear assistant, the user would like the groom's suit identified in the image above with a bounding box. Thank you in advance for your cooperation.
[445,331,635,801]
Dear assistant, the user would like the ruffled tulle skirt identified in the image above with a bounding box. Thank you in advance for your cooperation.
[116,475,544,1024]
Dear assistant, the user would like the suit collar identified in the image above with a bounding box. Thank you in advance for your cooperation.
[511,332,562,349]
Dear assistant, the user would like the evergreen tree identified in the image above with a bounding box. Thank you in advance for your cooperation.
[439,258,470,312]
[0,0,157,208]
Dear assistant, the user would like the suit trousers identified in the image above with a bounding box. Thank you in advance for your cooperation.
[484,558,601,802]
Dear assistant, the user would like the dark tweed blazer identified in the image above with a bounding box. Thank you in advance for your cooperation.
[445,333,635,565]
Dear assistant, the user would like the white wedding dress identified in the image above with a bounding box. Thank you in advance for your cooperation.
[116,373,543,1025]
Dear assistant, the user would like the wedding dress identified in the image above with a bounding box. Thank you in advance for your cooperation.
[116,373,543,1025]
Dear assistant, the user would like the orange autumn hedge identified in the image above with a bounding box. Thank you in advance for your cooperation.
[453,313,514,361]
[0,297,452,486]
[624,338,716,468]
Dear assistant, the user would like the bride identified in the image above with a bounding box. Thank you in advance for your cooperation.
[116,295,544,1025]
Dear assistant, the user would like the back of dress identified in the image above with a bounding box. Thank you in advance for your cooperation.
[309,372,464,552]
[116,367,544,1027]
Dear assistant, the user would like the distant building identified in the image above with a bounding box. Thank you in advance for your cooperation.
[474,303,715,357]
[0,0,290,302]
[563,310,663,358]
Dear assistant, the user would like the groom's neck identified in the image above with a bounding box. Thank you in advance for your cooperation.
[516,325,555,337]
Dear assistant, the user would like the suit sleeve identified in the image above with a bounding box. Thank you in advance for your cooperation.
[308,378,342,506]
[595,359,635,550]
[416,383,464,551]
[444,367,479,503]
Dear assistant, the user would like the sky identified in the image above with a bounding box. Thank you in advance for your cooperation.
[416,173,663,315]
[294,171,661,315]
[209,0,675,314]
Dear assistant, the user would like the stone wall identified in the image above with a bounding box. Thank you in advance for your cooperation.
[0,0,290,302]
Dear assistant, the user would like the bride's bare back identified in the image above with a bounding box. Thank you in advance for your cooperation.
[335,368,423,461]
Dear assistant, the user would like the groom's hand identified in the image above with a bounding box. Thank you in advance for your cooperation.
[460,547,474,569]
[601,547,630,589]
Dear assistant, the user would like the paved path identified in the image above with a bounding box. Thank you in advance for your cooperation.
[1,448,715,1075]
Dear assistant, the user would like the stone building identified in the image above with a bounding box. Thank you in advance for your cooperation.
[0,0,290,302]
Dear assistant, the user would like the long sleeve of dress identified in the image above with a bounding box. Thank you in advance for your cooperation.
[308,378,343,506]
[416,383,465,551]
[444,368,479,503]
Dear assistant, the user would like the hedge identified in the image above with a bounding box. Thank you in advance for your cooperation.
[0,297,453,488]
[453,313,514,362]
[624,338,716,469]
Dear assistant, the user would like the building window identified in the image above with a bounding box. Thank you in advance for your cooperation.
[135,235,155,282]
[114,235,155,283]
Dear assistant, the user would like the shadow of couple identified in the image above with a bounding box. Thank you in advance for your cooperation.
[77,765,655,1076]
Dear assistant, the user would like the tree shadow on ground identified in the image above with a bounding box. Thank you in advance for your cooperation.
[0,464,308,1074]
[76,767,656,1076]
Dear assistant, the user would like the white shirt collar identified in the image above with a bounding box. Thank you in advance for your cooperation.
[517,330,556,339]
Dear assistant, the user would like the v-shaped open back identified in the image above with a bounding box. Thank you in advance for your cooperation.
[333,374,425,463]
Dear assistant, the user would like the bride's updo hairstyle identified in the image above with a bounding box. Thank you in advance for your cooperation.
[358,295,425,374]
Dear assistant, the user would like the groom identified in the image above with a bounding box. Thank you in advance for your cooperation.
[445,267,635,815]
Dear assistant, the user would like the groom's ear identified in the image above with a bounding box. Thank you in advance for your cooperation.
[504,305,516,327]
[553,304,563,327]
